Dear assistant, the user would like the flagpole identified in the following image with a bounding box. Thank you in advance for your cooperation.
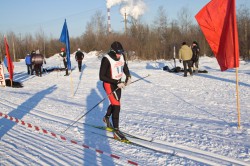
[236,67,240,129]
[70,70,73,97]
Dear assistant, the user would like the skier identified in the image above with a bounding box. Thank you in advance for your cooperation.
[75,48,84,72]
[99,41,131,141]
[59,48,69,76]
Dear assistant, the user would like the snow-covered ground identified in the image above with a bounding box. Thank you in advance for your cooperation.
[0,52,250,166]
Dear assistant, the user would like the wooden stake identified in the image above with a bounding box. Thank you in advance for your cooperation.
[70,70,73,97]
[236,67,240,129]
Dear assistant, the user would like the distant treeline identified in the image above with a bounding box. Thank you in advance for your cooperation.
[0,5,250,61]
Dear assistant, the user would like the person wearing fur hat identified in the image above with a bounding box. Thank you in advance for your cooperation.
[99,41,131,141]
[31,51,46,77]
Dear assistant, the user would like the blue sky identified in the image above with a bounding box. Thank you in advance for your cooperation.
[0,0,249,38]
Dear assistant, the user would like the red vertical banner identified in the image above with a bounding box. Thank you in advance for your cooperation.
[4,37,14,80]
[196,0,241,128]
[195,0,239,71]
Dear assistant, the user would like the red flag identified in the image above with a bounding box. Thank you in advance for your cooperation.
[4,37,14,80]
[195,0,239,71]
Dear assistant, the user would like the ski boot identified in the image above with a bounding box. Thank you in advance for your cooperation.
[103,116,113,131]
[113,128,129,143]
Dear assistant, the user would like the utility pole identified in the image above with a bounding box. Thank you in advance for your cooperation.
[124,11,127,35]
[245,20,248,59]
[12,35,16,62]
[44,38,46,58]
[0,48,2,62]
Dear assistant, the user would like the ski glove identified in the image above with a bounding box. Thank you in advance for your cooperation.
[125,76,131,86]
[117,82,125,89]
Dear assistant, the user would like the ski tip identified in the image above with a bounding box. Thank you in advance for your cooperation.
[119,138,131,144]
[106,127,114,132]
[114,137,130,143]
[122,140,131,144]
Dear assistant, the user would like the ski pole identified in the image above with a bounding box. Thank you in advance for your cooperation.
[62,74,150,133]
[72,74,150,122]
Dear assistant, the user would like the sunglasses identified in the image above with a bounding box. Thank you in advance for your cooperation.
[116,49,124,54]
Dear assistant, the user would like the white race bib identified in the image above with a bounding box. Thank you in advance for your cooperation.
[105,55,125,80]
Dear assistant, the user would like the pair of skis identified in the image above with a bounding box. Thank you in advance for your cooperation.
[84,122,152,143]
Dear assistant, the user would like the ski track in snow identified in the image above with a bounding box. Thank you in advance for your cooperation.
[1,53,250,166]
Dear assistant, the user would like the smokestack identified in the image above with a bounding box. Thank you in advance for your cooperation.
[124,11,127,35]
[107,8,111,34]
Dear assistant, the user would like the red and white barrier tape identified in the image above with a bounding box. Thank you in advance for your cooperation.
[0,112,138,166]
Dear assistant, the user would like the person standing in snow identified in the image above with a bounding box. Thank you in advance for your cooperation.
[25,53,32,75]
[75,48,84,72]
[31,51,46,77]
[179,42,193,77]
[99,41,131,141]
[59,48,69,76]
[191,41,200,74]
[3,54,8,72]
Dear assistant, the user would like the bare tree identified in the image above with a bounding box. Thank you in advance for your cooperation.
[237,4,250,60]
[177,7,193,35]
[153,6,169,59]
[81,10,108,52]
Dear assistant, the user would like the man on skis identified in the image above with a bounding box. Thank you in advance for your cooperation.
[75,48,84,72]
[99,41,131,141]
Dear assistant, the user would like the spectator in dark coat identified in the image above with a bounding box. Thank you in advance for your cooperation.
[191,41,200,74]
[31,51,46,77]
[75,48,84,72]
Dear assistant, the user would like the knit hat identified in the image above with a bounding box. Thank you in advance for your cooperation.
[193,41,198,46]
[111,41,124,54]
[31,50,36,55]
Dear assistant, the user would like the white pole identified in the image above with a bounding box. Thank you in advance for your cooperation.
[236,68,241,129]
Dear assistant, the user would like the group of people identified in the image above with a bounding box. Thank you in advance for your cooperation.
[59,47,85,76]
[178,41,200,77]
[24,47,85,77]
[25,51,46,77]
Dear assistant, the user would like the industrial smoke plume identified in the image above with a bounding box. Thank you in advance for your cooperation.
[106,0,146,20]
